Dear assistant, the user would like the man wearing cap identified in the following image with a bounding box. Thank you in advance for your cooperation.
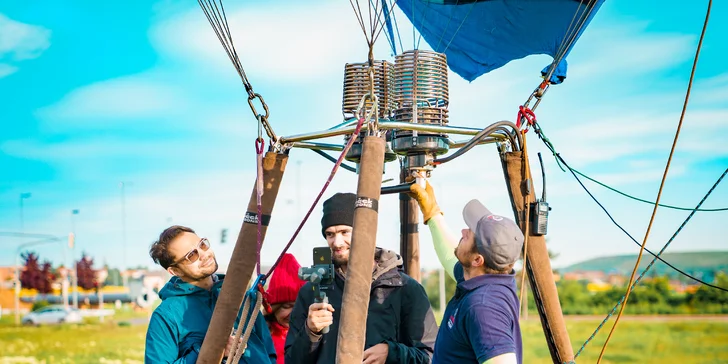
[284,192,438,364]
[410,182,524,364]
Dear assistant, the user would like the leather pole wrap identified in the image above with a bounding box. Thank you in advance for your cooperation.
[399,168,421,282]
[335,136,386,364]
[500,150,573,364]
[197,151,288,364]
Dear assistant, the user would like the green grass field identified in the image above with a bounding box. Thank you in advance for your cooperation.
[0,314,726,363]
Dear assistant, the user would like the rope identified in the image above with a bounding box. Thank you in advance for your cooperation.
[518,132,531,316]
[255,136,264,275]
[348,0,400,49]
[524,0,598,113]
[571,168,728,212]
[197,0,277,142]
[544,0,599,85]
[265,116,367,279]
[442,1,477,53]
[596,2,712,361]
[228,292,251,360]
[388,0,405,53]
[575,167,728,358]
[539,138,728,292]
[528,117,727,291]
[228,291,263,363]
[311,149,358,173]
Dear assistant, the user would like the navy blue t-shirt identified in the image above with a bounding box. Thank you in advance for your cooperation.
[432,263,522,364]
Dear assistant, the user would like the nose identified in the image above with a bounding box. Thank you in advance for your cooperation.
[332,233,347,248]
[199,249,213,262]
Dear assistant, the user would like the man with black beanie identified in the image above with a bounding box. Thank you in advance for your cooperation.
[284,192,438,364]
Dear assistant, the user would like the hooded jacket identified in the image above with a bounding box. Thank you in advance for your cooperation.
[284,248,438,364]
[144,274,277,364]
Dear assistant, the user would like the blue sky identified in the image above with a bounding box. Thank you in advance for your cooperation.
[1,0,726,273]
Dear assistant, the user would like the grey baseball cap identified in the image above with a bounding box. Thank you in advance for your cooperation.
[462,199,524,271]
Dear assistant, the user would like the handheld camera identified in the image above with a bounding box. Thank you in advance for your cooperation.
[298,247,335,334]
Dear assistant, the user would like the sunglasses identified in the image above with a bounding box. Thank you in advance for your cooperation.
[171,238,211,266]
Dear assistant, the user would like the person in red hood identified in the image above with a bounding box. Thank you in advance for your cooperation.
[264,253,305,364]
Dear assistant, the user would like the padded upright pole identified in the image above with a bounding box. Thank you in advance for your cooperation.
[197,151,288,364]
[501,150,573,364]
[399,168,421,282]
[335,136,386,364]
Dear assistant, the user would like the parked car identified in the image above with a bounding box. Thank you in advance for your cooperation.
[22,305,83,325]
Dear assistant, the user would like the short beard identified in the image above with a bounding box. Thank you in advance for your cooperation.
[186,259,218,281]
[333,256,348,268]
[455,248,473,269]
[454,242,479,269]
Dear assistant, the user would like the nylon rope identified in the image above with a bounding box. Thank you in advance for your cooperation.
[596,2,712,361]
[518,132,531,316]
[227,292,251,361]
[229,291,263,363]
[571,168,728,212]
[536,130,728,292]
[575,167,727,358]
[545,0,598,84]
[264,116,367,279]
[255,133,264,276]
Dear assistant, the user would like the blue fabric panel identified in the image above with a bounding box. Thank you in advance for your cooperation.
[396,0,604,83]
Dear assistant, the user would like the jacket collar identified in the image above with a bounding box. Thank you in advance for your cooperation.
[334,248,405,288]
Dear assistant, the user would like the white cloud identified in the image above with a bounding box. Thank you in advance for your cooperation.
[0,13,51,62]
[567,23,695,79]
[151,1,393,83]
[35,74,190,122]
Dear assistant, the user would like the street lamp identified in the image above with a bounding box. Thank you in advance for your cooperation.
[120,182,133,288]
[19,193,31,232]
[71,209,80,309]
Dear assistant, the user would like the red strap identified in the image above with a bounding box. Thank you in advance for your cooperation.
[257,283,272,314]
[255,138,264,154]
[516,105,537,132]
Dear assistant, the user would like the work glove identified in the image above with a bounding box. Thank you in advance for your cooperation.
[408,180,443,224]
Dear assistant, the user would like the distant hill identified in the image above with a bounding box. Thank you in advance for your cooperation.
[560,251,728,279]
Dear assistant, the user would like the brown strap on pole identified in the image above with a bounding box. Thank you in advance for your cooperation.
[399,168,421,282]
[197,151,288,364]
[501,150,574,364]
[335,136,386,364]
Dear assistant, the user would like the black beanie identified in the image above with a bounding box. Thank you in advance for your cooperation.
[321,193,356,237]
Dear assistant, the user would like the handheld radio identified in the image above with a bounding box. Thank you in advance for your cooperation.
[530,153,551,236]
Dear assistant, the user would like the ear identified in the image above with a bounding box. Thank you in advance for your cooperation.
[166,266,179,277]
[472,254,486,268]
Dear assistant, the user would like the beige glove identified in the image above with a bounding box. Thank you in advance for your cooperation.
[409,180,443,224]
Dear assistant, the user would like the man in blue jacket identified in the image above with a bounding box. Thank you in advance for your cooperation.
[144,225,276,363]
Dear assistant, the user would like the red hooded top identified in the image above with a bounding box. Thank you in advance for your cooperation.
[265,253,305,363]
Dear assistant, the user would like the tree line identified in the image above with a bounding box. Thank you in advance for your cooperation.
[18,251,100,293]
[422,269,728,315]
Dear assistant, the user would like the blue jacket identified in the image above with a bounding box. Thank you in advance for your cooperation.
[145,274,276,363]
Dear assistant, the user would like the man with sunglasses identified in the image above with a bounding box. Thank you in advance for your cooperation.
[145,225,277,363]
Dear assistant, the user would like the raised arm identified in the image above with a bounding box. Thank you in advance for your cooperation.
[410,181,459,280]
